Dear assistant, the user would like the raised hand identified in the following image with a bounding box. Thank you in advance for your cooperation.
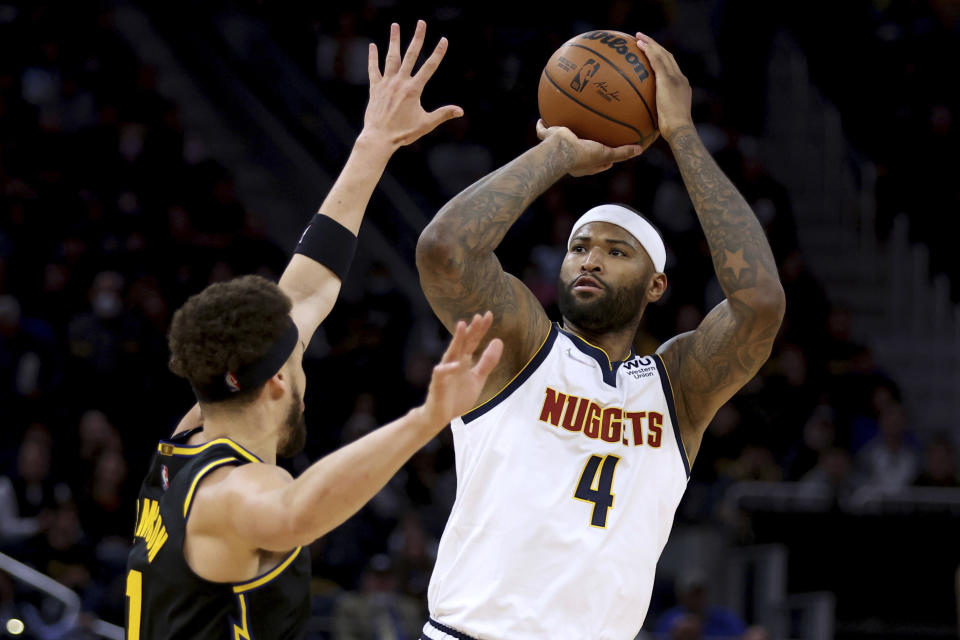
[421,312,503,426]
[535,119,643,177]
[635,33,693,140]
[363,20,463,150]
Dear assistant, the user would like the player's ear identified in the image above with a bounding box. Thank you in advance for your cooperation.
[265,372,287,400]
[646,272,667,303]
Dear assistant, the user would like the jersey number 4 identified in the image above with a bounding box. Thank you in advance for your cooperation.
[573,454,620,528]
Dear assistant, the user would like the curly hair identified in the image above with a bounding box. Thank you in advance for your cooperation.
[168,275,293,404]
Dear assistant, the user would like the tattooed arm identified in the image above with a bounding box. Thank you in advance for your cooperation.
[637,33,786,463]
[417,128,642,402]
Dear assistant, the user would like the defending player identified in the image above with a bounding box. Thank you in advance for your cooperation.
[124,22,504,640]
[415,33,785,639]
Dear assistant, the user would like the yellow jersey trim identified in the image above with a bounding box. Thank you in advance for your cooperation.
[183,457,238,518]
[233,547,302,593]
[463,324,554,414]
[158,437,261,463]
[232,593,250,639]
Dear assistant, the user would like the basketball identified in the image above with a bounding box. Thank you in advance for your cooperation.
[538,30,658,147]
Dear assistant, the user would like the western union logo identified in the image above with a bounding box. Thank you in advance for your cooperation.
[134,498,169,563]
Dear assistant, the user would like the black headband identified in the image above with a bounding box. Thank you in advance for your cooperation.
[191,317,300,403]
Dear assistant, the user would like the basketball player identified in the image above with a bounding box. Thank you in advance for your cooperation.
[124,22,504,639]
[415,33,785,639]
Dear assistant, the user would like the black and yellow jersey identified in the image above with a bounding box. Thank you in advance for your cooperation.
[125,427,310,639]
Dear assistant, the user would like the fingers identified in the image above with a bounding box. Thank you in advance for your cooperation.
[384,22,402,75]
[472,338,504,379]
[377,20,448,86]
[440,312,494,371]
[536,119,576,142]
[461,311,493,355]
[400,19,426,76]
[608,142,645,162]
[441,319,467,364]
[424,104,465,131]
[536,119,549,140]
[635,32,681,76]
[414,36,449,85]
[367,43,382,85]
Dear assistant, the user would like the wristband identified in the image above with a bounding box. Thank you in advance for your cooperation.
[294,214,358,281]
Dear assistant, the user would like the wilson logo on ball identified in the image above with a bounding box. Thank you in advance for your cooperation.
[579,31,650,82]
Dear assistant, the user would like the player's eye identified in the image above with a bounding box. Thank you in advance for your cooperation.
[610,249,625,257]
[571,245,586,253]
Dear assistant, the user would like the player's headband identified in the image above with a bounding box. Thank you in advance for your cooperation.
[191,317,300,403]
[568,204,666,272]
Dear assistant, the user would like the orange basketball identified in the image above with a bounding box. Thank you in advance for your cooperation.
[538,30,658,147]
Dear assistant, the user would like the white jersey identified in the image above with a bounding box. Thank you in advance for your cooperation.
[427,324,690,640]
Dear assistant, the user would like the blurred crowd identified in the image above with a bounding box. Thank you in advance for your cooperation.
[1,2,957,639]
[715,0,960,294]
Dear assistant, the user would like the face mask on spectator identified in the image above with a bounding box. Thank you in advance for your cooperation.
[93,292,122,319]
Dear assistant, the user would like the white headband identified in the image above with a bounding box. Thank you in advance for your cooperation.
[568,204,666,272]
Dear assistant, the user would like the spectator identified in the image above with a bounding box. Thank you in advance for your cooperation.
[386,511,437,599]
[741,627,770,640]
[0,425,67,547]
[668,613,702,640]
[782,403,836,481]
[914,434,959,488]
[656,570,746,640]
[800,447,855,506]
[0,294,59,409]
[426,115,494,199]
[315,9,371,87]
[855,403,919,490]
[332,554,424,640]
[723,445,782,483]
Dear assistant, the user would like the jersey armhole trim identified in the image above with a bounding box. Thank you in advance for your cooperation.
[233,546,303,593]
[460,324,558,424]
[653,353,691,479]
[158,437,262,463]
[183,457,240,519]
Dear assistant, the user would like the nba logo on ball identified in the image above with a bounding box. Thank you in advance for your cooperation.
[538,29,659,147]
[225,372,241,392]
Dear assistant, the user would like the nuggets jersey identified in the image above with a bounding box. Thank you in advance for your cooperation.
[427,324,690,640]
[126,428,310,639]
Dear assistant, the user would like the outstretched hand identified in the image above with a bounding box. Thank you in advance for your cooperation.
[535,119,644,177]
[635,33,693,140]
[422,312,503,426]
[363,20,463,150]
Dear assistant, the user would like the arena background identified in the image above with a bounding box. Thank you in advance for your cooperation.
[1,1,958,639]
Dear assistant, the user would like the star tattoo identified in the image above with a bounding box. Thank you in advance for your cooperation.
[722,248,750,280]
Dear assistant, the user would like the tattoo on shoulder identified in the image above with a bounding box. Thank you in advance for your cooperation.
[683,298,780,395]
[420,141,570,359]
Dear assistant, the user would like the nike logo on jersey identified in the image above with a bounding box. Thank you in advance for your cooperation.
[564,347,596,367]
[538,386,663,447]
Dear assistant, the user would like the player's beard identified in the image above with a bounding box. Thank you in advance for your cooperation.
[557,274,647,335]
[277,388,307,457]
